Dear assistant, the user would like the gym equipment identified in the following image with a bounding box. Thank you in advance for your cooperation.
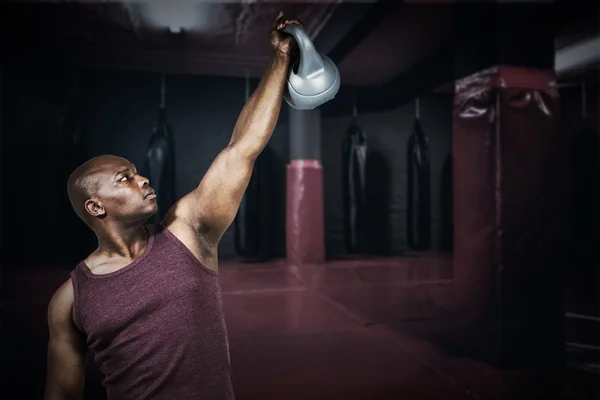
[143,74,177,223]
[342,89,367,253]
[234,72,263,260]
[406,98,431,251]
[282,24,340,110]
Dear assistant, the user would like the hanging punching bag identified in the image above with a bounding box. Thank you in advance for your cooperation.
[440,153,453,252]
[143,75,176,223]
[342,104,368,253]
[406,98,431,251]
[572,82,599,270]
[234,73,262,260]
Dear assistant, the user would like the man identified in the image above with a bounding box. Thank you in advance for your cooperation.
[44,12,301,400]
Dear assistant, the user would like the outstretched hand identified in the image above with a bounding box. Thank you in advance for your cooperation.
[270,11,303,58]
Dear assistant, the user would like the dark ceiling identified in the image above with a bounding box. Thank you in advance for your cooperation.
[1,0,598,112]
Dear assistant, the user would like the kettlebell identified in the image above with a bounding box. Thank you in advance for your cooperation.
[282,24,341,110]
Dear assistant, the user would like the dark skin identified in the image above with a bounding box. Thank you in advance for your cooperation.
[44,12,302,400]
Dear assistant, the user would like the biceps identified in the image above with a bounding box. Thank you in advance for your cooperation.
[46,339,86,397]
[47,336,86,367]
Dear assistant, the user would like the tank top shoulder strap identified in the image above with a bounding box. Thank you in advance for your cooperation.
[70,261,88,333]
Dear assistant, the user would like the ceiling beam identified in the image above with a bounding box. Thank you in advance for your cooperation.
[0,40,274,78]
[324,0,401,64]
[312,1,378,57]
[320,45,454,117]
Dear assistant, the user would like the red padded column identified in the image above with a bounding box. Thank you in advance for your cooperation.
[452,66,569,367]
[286,160,325,266]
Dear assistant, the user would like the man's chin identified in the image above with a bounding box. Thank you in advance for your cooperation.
[145,206,159,218]
[130,206,159,223]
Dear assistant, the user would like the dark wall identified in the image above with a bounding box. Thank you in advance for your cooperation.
[559,83,600,352]
[560,84,599,135]
[1,64,452,265]
[322,94,453,255]
[560,83,600,270]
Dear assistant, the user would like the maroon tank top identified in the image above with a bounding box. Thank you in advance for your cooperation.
[70,224,235,400]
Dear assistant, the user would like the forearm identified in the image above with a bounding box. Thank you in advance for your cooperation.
[44,379,84,400]
[229,50,290,159]
[44,354,85,400]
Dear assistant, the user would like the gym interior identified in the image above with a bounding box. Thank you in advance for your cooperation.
[1,1,599,399]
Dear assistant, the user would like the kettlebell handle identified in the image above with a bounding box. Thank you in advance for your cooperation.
[282,24,325,79]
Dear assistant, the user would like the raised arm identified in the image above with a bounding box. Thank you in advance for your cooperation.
[164,13,301,249]
[44,280,86,400]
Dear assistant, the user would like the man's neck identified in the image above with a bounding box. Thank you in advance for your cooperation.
[94,222,149,261]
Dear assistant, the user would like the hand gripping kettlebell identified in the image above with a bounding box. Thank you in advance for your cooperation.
[282,24,341,110]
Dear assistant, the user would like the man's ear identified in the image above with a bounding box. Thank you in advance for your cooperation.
[85,199,106,218]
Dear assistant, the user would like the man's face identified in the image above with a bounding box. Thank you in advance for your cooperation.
[89,157,158,223]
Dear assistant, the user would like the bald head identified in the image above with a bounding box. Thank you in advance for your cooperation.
[67,155,130,224]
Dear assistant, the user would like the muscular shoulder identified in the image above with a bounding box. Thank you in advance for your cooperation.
[48,279,76,329]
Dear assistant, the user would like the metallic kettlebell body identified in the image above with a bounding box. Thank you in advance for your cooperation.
[282,24,341,110]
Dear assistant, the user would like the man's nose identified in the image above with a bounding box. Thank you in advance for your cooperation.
[138,175,149,187]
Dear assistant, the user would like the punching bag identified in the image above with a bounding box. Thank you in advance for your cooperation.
[572,82,599,269]
[342,104,368,253]
[234,73,263,260]
[440,153,453,252]
[143,75,176,223]
[406,98,431,251]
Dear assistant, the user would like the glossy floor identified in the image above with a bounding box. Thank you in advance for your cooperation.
[2,258,598,399]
